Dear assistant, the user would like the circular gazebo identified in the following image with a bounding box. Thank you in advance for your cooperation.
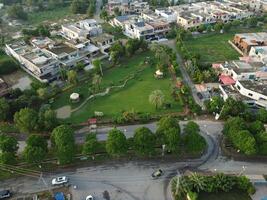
[70,93,80,103]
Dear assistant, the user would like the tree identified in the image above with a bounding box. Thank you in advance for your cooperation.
[75,62,85,71]
[14,108,38,134]
[205,96,224,114]
[214,22,224,32]
[156,116,180,144]
[92,74,102,92]
[67,70,78,85]
[133,127,155,156]
[87,1,96,17]
[110,41,125,64]
[37,87,49,100]
[0,134,18,153]
[164,128,180,153]
[23,134,48,163]
[184,121,206,154]
[149,90,165,109]
[0,134,18,164]
[248,120,265,135]
[38,105,58,131]
[92,59,103,76]
[106,129,127,157]
[7,4,28,20]
[51,125,75,165]
[257,108,267,123]
[82,134,99,155]
[220,98,246,119]
[100,9,109,21]
[0,98,10,121]
[223,23,232,32]
[188,173,207,193]
[184,121,200,135]
[234,130,257,155]
[71,0,89,14]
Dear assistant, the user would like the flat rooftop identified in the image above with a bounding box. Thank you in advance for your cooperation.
[90,33,114,43]
[239,80,267,96]
[47,43,76,56]
[235,32,267,46]
[222,60,264,74]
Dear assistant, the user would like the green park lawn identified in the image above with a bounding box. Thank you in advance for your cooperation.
[184,25,267,64]
[198,190,252,200]
[52,51,182,124]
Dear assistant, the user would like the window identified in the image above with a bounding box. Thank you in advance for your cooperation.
[237,85,241,90]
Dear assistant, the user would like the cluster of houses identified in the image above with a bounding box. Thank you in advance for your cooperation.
[5,19,115,83]
[204,32,267,110]
[108,0,259,39]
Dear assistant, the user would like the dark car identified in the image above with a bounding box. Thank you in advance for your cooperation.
[0,190,11,199]
[152,169,163,178]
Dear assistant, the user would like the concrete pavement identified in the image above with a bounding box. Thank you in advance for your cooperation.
[2,120,223,200]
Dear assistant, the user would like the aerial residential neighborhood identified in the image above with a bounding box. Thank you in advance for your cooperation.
[0,0,267,200]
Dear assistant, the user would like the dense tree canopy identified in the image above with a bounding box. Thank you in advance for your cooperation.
[133,127,155,156]
[51,125,75,165]
[14,108,38,134]
[24,134,48,163]
[82,134,99,155]
[106,129,127,157]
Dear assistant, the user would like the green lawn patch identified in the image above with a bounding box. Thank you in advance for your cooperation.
[184,25,267,63]
[28,6,72,24]
[185,33,239,63]
[52,51,182,124]
[198,190,252,200]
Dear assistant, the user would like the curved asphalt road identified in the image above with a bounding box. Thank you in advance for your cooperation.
[1,120,222,200]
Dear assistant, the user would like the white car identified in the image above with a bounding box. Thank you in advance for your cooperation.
[52,176,69,186]
[86,195,94,200]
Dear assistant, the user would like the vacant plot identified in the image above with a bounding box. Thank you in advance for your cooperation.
[185,33,240,63]
[52,52,182,124]
[198,190,252,200]
[185,25,267,63]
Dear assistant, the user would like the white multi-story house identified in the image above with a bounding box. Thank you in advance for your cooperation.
[235,80,267,109]
[155,8,177,23]
[62,19,102,40]
[124,18,170,40]
[5,41,60,83]
[170,1,254,30]
[90,33,115,54]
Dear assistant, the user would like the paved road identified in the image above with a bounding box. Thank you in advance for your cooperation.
[162,40,205,109]
[3,120,222,200]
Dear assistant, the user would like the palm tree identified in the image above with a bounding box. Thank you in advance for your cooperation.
[188,173,207,193]
[92,74,102,92]
[92,59,103,76]
[149,90,164,109]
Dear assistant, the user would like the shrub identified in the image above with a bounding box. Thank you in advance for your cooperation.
[0,58,18,75]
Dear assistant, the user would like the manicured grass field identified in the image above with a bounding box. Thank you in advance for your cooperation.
[184,33,240,63]
[184,25,267,63]
[28,6,72,24]
[198,190,252,200]
[52,51,182,124]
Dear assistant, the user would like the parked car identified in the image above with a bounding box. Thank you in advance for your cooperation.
[51,176,69,186]
[0,190,11,199]
[86,195,94,200]
[152,169,163,178]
